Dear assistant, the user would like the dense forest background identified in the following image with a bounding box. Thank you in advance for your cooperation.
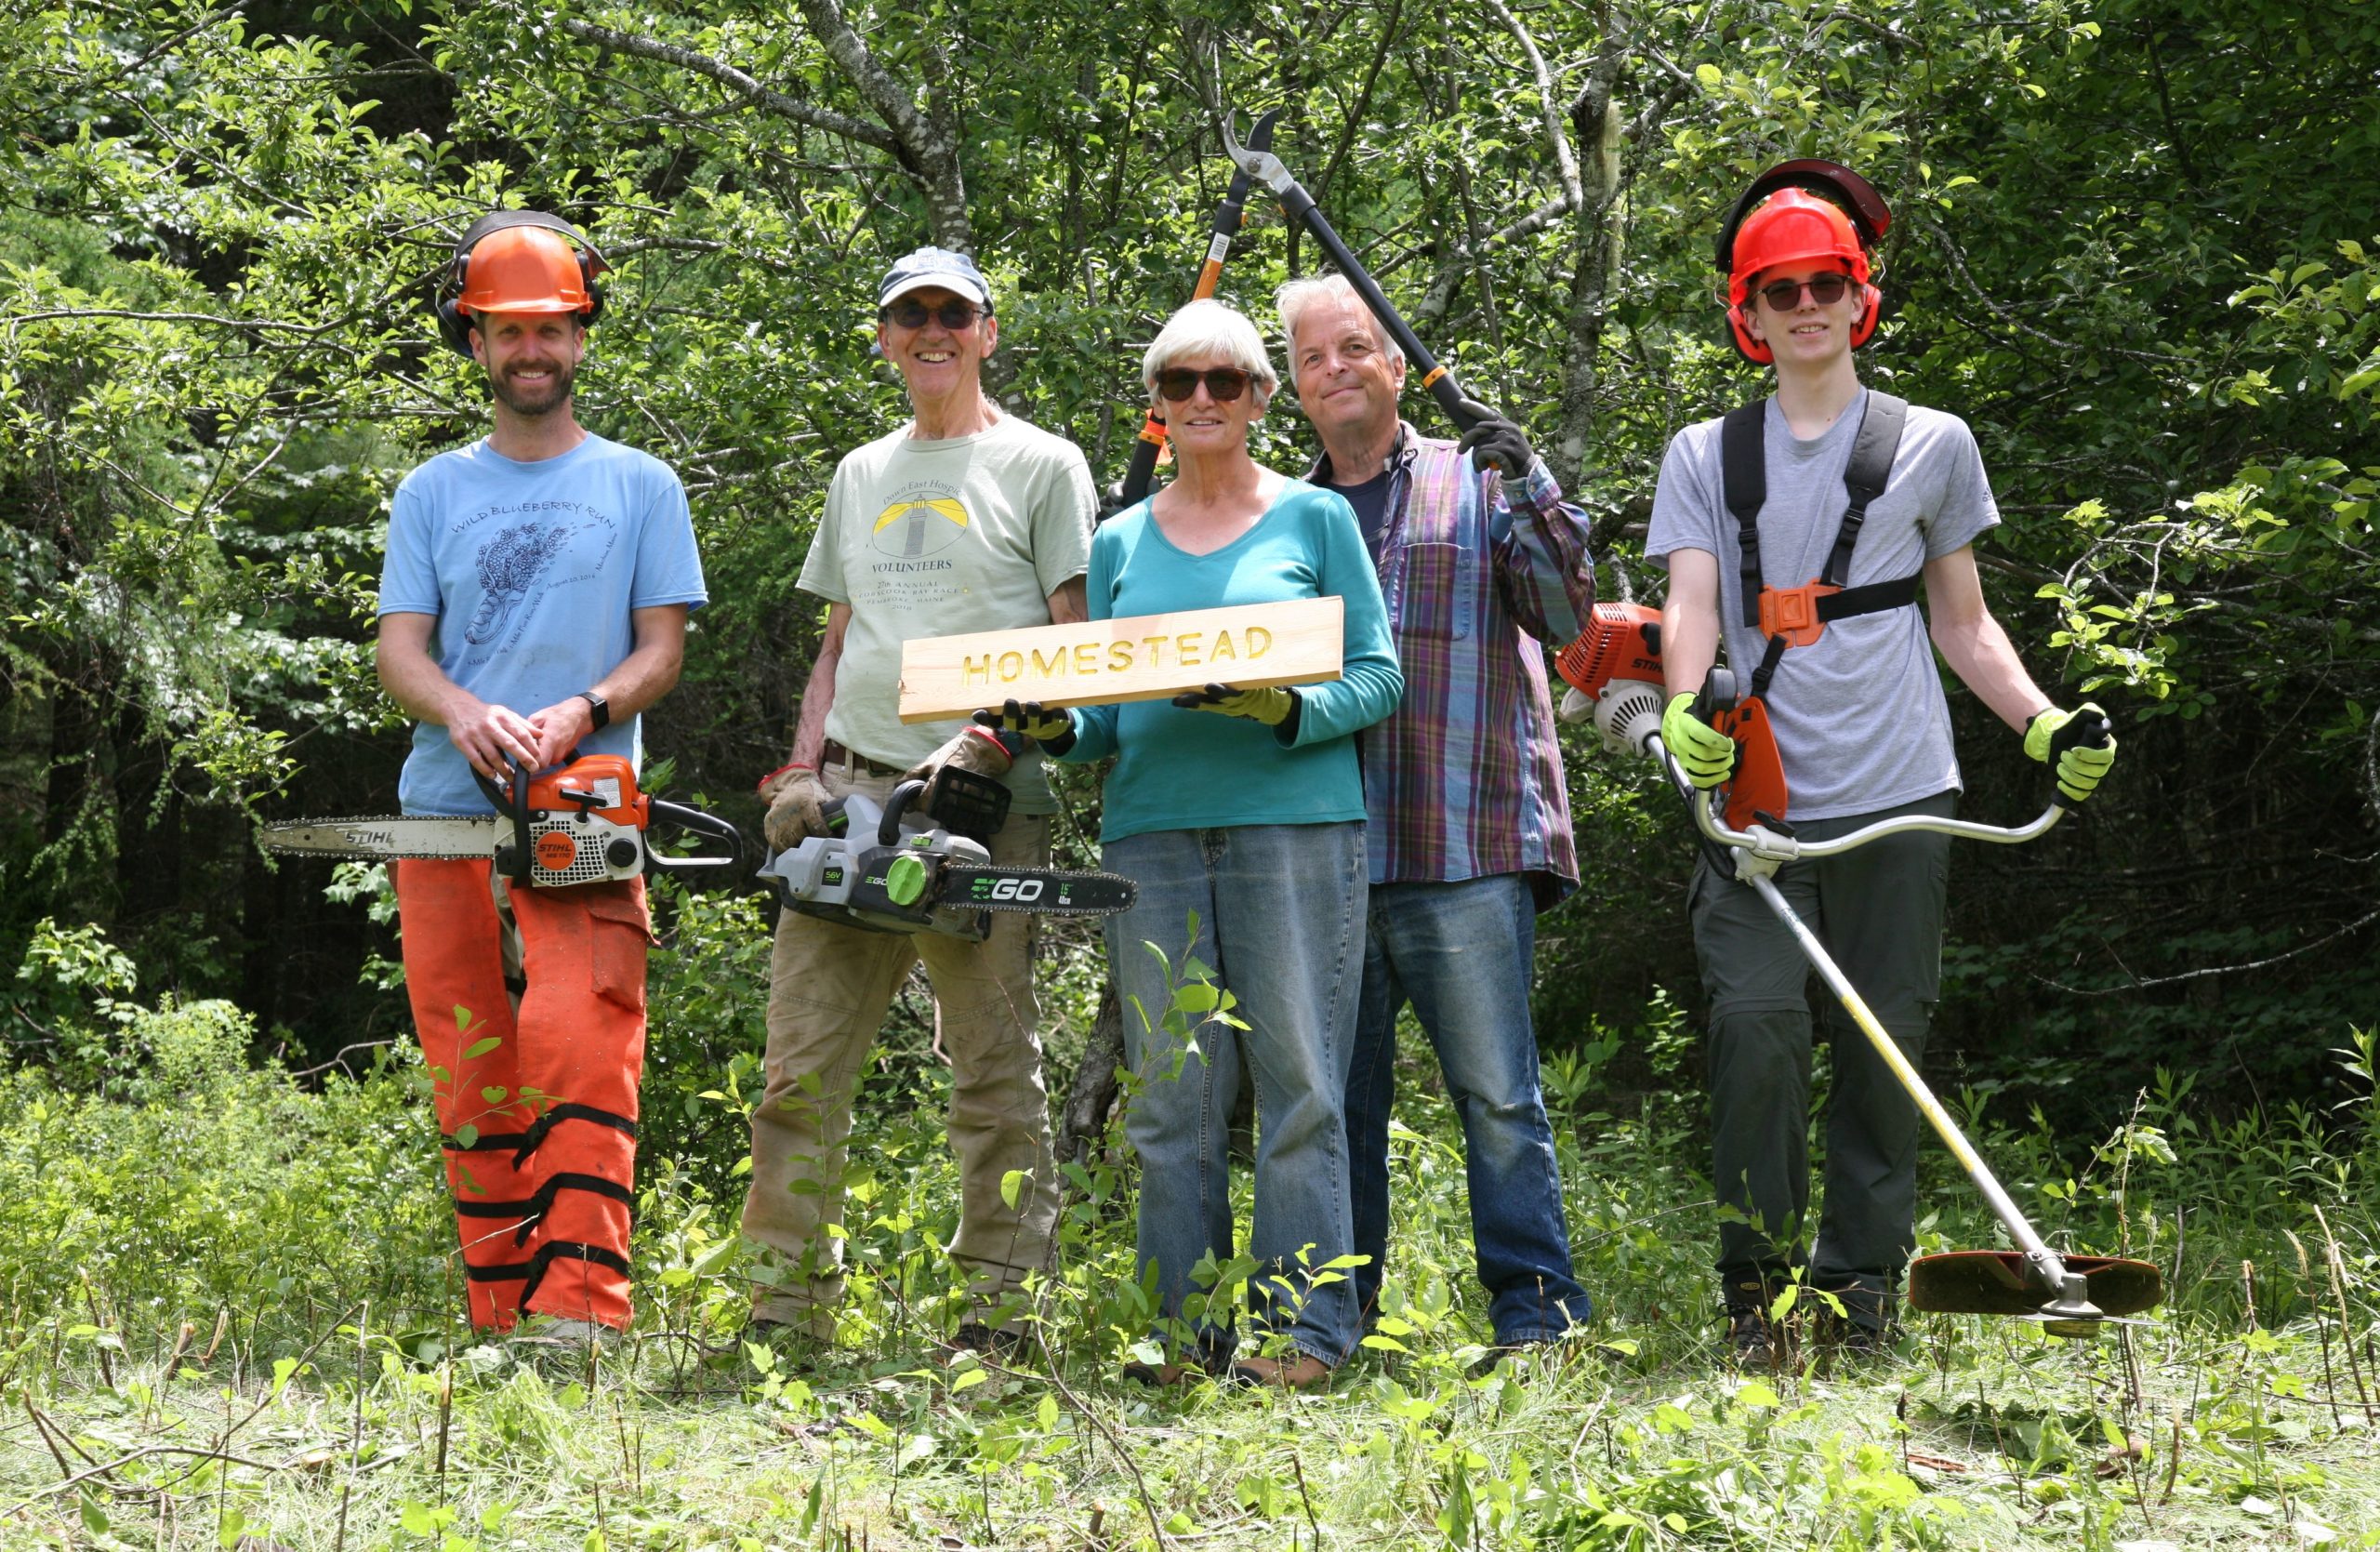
[2,0,2374,1135]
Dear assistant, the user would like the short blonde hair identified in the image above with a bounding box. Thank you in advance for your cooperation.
[1276,273,1404,366]
[1143,298,1278,404]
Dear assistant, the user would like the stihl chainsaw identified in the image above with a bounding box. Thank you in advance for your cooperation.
[263,752,744,885]
[759,770,1135,941]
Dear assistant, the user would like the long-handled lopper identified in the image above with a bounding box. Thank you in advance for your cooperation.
[1115,109,1282,511]
[1220,113,1487,435]
[1557,604,2163,1337]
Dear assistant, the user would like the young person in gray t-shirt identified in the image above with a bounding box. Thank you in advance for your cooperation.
[1643,164,2120,1364]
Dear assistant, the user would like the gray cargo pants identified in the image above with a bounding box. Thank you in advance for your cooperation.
[1690,790,1955,1325]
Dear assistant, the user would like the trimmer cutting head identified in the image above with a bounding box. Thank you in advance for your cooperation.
[1909,1251,2164,1338]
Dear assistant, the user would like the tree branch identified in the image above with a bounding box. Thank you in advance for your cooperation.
[793,0,976,254]
[1479,0,1581,212]
[555,16,900,153]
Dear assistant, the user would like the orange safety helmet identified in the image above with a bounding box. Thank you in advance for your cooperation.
[1713,160,1891,365]
[435,212,608,356]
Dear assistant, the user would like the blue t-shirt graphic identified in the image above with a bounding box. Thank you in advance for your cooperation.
[378,433,707,816]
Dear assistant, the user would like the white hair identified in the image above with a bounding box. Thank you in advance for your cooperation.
[1275,273,1405,367]
[1142,298,1278,403]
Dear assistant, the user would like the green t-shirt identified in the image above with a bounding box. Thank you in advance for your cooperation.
[799,413,1095,813]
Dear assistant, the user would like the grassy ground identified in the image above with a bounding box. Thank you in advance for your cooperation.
[4,981,2379,1547]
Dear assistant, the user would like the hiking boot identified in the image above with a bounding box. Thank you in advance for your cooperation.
[1727,1305,1789,1368]
[1723,1270,1794,1369]
[1229,1352,1333,1391]
[1810,1284,1897,1360]
[508,1315,618,1370]
[941,1321,1023,1368]
[1121,1359,1207,1387]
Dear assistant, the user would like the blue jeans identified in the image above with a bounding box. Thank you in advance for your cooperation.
[1346,874,1591,1345]
[1104,822,1367,1369]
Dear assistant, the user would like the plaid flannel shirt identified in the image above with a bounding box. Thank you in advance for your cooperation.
[1311,422,1594,905]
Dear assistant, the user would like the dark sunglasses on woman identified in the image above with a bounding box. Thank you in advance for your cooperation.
[1154,366,1251,403]
[884,297,985,330]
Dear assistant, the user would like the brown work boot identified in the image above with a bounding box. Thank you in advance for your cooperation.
[1723,1273,1793,1370]
[1230,1352,1333,1391]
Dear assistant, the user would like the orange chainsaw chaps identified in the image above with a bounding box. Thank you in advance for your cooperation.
[396,859,651,1333]
[1712,698,1790,831]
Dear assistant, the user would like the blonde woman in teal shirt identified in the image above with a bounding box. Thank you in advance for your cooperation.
[981,299,1401,1388]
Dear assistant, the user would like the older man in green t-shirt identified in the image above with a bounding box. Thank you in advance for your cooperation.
[745,247,1094,1356]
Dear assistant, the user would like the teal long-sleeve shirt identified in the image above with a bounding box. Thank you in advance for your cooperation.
[1058,479,1404,842]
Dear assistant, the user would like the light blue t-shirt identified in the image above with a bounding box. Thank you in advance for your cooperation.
[1060,481,1403,842]
[377,433,708,816]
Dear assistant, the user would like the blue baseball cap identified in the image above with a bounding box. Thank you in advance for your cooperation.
[878,246,993,312]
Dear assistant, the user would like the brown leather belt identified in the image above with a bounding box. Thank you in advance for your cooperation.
[820,738,904,777]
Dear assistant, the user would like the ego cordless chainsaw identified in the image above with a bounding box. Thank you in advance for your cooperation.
[263,752,745,885]
[758,768,1135,941]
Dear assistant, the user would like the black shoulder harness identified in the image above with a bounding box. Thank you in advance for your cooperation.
[1720,391,1915,698]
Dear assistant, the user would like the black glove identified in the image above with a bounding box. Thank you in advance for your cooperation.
[972,698,1077,757]
[1452,398,1534,476]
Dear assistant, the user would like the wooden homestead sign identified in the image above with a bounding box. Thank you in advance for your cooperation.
[897,596,1345,723]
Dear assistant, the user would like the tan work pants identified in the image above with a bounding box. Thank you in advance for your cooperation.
[741,765,1061,1331]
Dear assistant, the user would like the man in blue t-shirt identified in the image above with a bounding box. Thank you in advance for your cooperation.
[376,215,707,1344]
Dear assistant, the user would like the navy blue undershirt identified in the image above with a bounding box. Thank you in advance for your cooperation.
[1334,469,1395,555]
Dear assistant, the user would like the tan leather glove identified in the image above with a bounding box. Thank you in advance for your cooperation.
[902,725,1017,790]
[759,766,829,852]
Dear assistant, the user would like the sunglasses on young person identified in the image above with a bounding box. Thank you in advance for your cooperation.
[1754,272,1856,312]
[883,297,985,330]
[1154,366,1252,403]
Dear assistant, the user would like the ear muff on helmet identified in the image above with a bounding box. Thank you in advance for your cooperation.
[1713,160,1892,365]
[434,211,609,358]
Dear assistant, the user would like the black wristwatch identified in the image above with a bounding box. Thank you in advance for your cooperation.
[577,690,610,731]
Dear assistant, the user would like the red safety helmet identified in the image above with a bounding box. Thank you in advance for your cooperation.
[434,212,608,356]
[1714,161,1890,365]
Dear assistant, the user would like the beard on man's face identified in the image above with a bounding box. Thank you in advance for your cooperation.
[488,353,575,416]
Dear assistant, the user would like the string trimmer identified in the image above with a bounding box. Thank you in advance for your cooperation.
[1556,604,2163,1336]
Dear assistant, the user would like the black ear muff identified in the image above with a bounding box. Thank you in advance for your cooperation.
[576,248,605,327]
[436,298,476,357]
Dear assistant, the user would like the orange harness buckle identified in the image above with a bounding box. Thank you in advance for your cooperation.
[1756,580,1840,649]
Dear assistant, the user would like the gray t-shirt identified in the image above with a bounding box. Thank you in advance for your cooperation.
[1645,390,1999,821]
[799,413,1096,814]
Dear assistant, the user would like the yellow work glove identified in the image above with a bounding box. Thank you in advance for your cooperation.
[1660,692,1738,789]
[2024,703,2118,803]
[1171,683,1297,726]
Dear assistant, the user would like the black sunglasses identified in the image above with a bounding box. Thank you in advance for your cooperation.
[1154,366,1252,403]
[1755,272,1855,311]
[883,297,985,330]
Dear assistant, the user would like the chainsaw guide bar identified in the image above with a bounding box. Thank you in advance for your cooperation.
[263,816,498,860]
[941,866,1137,916]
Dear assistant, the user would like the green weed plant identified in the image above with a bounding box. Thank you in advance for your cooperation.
[9,923,2380,1547]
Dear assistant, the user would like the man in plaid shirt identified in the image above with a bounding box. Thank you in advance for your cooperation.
[1278,275,1597,1359]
